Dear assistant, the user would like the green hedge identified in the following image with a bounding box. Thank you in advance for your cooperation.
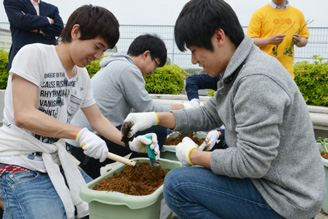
[0,49,9,89]
[86,58,187,94]
[294,55,328,107]
[86,56,107,78]
[145,64,185,94]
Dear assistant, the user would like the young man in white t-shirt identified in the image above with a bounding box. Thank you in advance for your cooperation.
[0,5,159,218]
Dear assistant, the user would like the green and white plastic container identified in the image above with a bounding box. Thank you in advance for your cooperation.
[161,132,207,161]
[80,158,181,219]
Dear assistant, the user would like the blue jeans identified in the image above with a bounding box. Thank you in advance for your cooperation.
[163,166,284,219]
[0,168,92,219]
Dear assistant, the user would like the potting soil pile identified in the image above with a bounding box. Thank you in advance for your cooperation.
[321,151,328,159]
[93,161,169,195]
[165,133,205,146]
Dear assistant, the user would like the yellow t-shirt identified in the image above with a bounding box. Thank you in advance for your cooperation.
[247,4,310,78]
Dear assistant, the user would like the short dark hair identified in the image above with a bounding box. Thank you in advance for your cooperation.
[127,34,167,67]
[59,5,119,49]
[174,0,244,52]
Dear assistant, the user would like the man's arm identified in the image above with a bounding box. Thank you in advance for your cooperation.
[12,74,80,140]
[81,104,125,146]
[4,0,51,32]
[40,5,64,38]
[252,34,286,48]
[156,112,176,129]
[293,34,308,48]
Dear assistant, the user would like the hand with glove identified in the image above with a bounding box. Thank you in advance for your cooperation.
[205,129,221,151]
[122,112,160,139]
[190,98,200,107]
[176,137,198,166]
[182,101,193,109]
[75,128,109,162]
[127,133,160,156]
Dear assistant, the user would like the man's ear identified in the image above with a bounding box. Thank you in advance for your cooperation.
[215,29,225,47]
[71,24,81,40]
[142,50,151,60]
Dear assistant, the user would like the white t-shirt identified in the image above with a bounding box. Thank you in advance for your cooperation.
[0,43,96,171]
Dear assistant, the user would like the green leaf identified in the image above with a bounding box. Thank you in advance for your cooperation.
[0,49,9,89]
[294,55,328,107]
[144,64,185,94]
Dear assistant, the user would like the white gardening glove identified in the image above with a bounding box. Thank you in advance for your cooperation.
[123,112,159,139]
[75,128,108,162]
[205,130,221,151]
[182,102,193,109]
[190,98,200,107]
[176,137,198,166]
[128,133,160,156]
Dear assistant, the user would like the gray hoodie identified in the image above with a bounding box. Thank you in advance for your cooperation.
[172,36,326,219]
[69,53,171,137]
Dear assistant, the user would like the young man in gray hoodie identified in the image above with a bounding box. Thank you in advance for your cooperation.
[66,34,189,178]
[122,0,326,218]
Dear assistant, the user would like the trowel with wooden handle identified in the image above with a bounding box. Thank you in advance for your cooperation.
[198,139,211,151]
[107,152,139,167]
[81,142,139,167]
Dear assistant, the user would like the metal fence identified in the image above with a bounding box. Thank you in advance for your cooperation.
[1,22,328,70]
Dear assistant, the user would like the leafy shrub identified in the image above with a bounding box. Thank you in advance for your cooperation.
[207,89,215,96]
[0,49,9,89]
[145,64,185,94]
[294,55,328,106]
[85,55,107,78]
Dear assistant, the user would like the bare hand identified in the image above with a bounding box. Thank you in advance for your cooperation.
[48,17,54,24]
[293,34,301,46]
[270,34,286,45]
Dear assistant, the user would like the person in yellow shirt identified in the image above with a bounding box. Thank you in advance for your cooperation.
[247,0,310,78]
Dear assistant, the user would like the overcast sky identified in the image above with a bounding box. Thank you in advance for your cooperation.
[0,0,325,27]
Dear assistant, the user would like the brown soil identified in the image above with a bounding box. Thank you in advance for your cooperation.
[93,161,169,196]
[321,151,328,159]
[164,132,205,146]
[120,121,134,144]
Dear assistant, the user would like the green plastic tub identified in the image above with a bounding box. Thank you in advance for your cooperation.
[80,158,181,219]
[317,143,328,214]
[161,132,207,161]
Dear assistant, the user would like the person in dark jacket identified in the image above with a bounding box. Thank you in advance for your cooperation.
[185,73,225,149]
[3,0,64,71]
[185,73,220,106]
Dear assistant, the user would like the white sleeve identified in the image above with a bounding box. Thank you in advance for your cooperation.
[10,44,44,86]
[79,68,96,109]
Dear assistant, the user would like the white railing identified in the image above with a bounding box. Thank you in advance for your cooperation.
[1,23,328,69]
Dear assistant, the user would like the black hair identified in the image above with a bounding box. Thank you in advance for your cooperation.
[174,0,244,51]
[127,34,167,67]
[59,5,119,49]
